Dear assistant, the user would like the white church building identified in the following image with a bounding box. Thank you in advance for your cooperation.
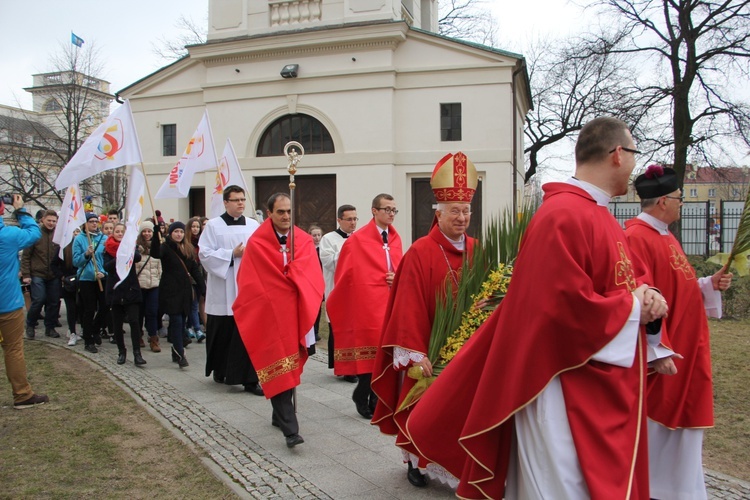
[119,0,532,243]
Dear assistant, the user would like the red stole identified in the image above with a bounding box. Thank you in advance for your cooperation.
[371,225,476,465]
[625,217,714,429]
[406,183,651,500]
[233,219,324,399]
[327,219,403,375]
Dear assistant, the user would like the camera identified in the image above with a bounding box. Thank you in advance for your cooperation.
[1,193,14,205]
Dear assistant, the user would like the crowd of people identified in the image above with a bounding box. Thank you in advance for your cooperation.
[0,116,736,498]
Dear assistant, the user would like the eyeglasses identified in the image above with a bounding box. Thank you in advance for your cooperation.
[227,198,246,203]
[608,146,641,155]
[340,217,359,222]
[375,208,399,215]
[446,209,471,217]
[664,195,684,202]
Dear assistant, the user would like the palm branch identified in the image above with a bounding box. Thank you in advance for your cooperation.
[708,189,750,276]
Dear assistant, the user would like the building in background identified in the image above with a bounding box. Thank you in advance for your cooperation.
[0,71,116,220]
[118,0,532,245]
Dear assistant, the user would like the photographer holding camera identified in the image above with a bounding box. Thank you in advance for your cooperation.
[0,194,49,409]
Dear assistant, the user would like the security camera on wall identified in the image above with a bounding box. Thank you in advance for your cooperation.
[281,64,299,78]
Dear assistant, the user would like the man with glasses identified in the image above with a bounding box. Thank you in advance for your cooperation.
[408,118,669,499]
[199,185,264,396]
[319,204,359,379]
[371,153,478,488]
[234,193,324,448]
[625,164,732,500]
[328,194,403,420]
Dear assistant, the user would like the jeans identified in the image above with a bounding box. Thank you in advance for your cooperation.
[140,288,159,337]
[26,276,61,330]
[0,308,34,403]
[187,288,202,332]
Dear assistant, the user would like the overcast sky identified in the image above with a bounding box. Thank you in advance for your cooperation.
[0,0,583,109]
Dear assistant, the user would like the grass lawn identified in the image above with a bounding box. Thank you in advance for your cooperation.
[703,317,750,481]
[0,341,235,499]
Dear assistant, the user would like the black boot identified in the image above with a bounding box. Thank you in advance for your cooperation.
[117,349,126,365]
[133,349,146,366]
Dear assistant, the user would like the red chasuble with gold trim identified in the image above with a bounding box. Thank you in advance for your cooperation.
[625,218,714,429]
[327,219,403,376]
[371,224,476,466]
[406,183,651,500]
[233,219,324,399]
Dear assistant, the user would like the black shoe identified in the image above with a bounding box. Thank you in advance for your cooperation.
[343,375,358,383]
[94,335,102,346]
[407,462,427,488]
[353,395,373,419]
[213,374,225,384]
[85,344,98,354]
[285,434,304,448]
[133,351,147,366]
[117,350,126,364]
[45,329,61,338]
[244,384,264,396]
[178,355,189,368]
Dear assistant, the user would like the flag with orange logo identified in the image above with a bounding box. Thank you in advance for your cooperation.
[54,100,142,190]
[52,184,86,258]
[115,165,146,288]
[209,138,250,217]
[155,110,217,199]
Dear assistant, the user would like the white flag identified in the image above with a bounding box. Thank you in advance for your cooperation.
[115,166,146,288]
[155,110,217,199]
[210,138,250,217]
[52,184,86,258]
[55,100,143,190]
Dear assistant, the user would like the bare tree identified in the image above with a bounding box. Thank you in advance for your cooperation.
[152,15,207,62]
[439,0,499,46]
[588,0,750,187]
[0,41,123,212]
[523,34,651,182]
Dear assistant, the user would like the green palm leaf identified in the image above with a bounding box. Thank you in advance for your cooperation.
[708,189,750,276]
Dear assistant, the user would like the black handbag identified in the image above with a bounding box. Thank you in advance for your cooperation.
[62,274,77,293]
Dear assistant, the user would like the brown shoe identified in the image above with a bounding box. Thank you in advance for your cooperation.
[149,336,161,353]
[14,394,49,410]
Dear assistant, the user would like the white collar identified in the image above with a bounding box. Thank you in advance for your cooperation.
[567,177,611,207]
[440,230,465,251]
[637,212,670,235]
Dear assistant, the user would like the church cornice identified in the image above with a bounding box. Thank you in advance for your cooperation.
[188,21,408,63]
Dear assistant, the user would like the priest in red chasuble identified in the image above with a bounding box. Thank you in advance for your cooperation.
[370,152,478,488]
[327,193,403,420]
[625,165,732,500]
[406,117,669,499]
[233,193,324,449]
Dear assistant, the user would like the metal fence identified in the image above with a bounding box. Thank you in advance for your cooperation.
[608,200,745,257]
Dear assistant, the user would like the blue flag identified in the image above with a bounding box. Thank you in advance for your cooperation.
[71,32,84,47]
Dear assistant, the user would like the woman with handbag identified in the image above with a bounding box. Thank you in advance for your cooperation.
[150,221,205,368]
[135,221,162,353]
[103,223,145,366]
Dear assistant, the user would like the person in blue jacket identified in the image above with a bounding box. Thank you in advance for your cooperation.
[0,194,49,409]
[73,213,108,353]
